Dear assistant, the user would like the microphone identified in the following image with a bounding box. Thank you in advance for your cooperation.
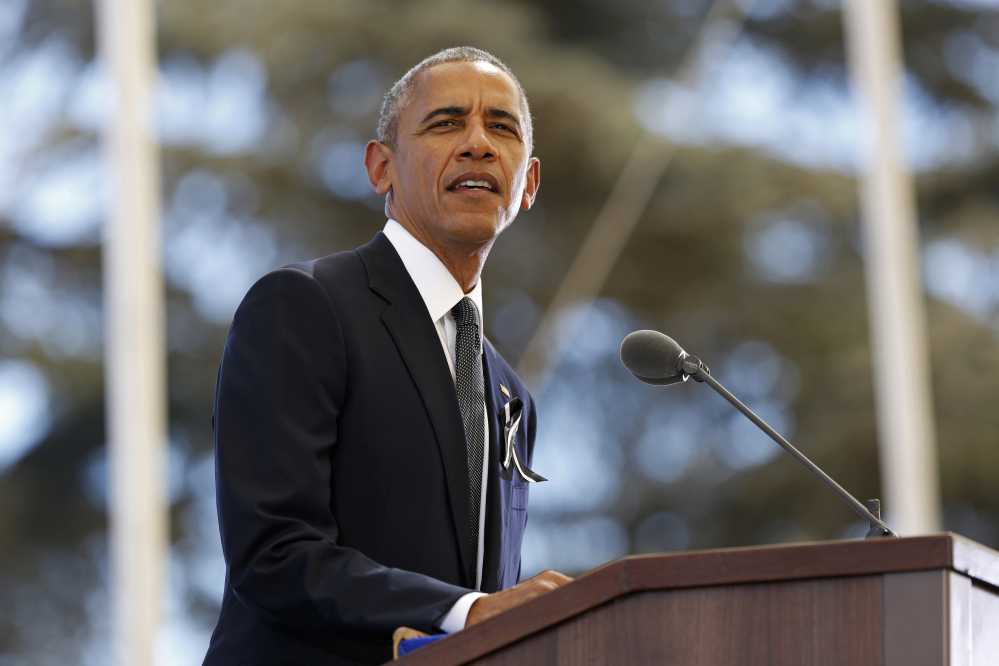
[619,330,689,386]
[621,330,898,538]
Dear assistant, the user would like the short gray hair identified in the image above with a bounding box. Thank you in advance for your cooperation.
[377,46,533,151]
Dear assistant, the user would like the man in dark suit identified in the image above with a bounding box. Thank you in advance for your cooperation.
[203,47,571,666]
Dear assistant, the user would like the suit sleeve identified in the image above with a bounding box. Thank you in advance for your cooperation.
[214,267,469,640]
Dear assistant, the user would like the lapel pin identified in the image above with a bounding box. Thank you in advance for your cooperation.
[500,384,510,398]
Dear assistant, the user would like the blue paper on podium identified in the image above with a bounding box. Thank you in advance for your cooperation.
[397,633,446,656]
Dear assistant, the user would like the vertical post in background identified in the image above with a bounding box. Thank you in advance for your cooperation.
[842,0,941,535]
[96,0,167,663]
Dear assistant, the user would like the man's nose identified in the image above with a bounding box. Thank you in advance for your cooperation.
[454,122,497,161]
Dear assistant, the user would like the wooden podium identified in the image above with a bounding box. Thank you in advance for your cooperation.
[397,534,999,665]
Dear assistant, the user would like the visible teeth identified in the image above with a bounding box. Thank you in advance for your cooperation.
[458,180,492,190]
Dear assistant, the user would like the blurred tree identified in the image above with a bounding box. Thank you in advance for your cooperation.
[1,0,998,661]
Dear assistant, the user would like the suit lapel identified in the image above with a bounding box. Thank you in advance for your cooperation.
[357,233,474,588]
[480,341,504,593]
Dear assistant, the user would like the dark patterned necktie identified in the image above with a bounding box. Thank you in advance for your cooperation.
[451,296,485,588]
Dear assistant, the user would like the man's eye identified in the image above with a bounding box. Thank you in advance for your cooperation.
[494,124,515,133]
[433,120,455,128]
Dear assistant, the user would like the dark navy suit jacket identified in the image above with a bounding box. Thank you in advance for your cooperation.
[203,232,537,665]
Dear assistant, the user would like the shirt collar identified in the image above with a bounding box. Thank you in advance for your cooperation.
[382,219,484,324]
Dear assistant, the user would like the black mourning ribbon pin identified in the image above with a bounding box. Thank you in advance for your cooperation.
[499,397,546,483]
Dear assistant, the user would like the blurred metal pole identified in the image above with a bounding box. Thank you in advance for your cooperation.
[516,0,753,395]
[842,0,941,535]
[96,0,167,662]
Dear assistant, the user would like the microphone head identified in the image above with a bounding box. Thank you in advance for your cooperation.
[620,330,687,386]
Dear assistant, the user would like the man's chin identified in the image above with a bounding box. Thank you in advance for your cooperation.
[437,211,509,245]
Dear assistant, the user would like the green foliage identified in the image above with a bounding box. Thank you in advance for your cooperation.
[1,0,998,660]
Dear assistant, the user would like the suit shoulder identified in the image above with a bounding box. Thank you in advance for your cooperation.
[231,250,366,324]
[285,249,365,287]
[484,339,534,407]
[275,249,372,304]
[484,338,515,375]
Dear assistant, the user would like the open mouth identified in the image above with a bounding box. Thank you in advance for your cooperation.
[452,180,496,192]
[447,172,500,194]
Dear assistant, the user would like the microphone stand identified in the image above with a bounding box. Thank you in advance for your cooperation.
[679,355,898,538]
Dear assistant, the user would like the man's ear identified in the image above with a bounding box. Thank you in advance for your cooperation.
[520,157,540,210]
[365,140,393,196]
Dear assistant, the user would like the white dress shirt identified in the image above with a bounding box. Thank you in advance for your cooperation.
[382,220,489,633]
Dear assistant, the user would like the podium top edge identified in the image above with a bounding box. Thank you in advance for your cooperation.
[609,533,999,593]
[396,534,999,666]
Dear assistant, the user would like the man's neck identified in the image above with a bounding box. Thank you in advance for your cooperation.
[393,217,491,295]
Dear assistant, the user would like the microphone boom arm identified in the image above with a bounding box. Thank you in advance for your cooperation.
[681,356,899,538]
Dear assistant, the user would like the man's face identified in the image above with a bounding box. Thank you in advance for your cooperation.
[368,61,539,247]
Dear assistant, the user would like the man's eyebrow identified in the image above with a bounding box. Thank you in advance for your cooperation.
[418,105,522,132]
[487,108,521,130]
[420,106,466,125]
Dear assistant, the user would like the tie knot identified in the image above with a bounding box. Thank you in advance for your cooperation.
[451,296,479,329]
